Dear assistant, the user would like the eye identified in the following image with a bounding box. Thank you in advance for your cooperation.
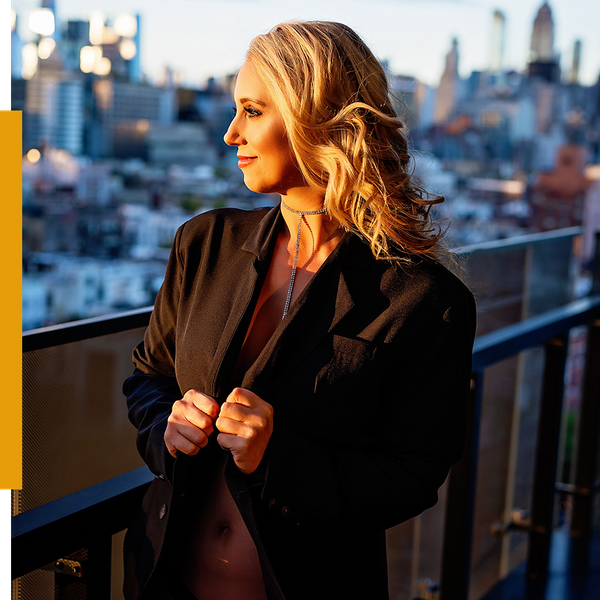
[231,105,237,115]
[244,106,262,118]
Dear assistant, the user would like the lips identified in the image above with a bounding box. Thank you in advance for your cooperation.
[237,156,257,168]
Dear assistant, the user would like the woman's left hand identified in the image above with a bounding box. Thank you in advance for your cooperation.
[216,387,274,475]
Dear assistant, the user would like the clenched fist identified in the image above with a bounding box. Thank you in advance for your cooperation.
[164,389,220,458]
[216,387,274,475]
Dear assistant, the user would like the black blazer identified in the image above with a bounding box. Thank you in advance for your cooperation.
[123,205,476,600]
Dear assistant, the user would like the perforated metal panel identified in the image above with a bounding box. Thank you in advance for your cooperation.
[15,327,147,600]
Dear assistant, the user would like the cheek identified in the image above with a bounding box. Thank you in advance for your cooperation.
[266,124,295,168]
[271,137,299,177]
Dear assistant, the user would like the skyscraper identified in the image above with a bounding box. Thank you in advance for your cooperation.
[489,10,506,73]
[570,40,582,85]
[41,0,60,41]
[528,2,560,83]
[434,38,459,125]
[530,2,554,62]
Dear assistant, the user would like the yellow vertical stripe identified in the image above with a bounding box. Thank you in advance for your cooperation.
[0,111,22,489]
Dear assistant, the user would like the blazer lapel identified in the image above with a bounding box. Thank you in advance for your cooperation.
[206,258,262,398]
[206,206,282,399]
[241,232,361,398]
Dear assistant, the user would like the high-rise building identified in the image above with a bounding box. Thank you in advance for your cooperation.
[434,38,459,125]
[11,11,23,78]
[129,15,142,83]
[61,20,90,73]
[570,40,582,85]
[528,2,560,83]
[91,79,175,157]
[489,10,506,73]
[24,70,85,156]
[530,1,554,61]
[41,0,60,42]
[98,13,142,83]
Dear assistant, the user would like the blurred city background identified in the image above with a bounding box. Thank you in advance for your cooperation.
[12,0,600,330]
[12,2,600,600]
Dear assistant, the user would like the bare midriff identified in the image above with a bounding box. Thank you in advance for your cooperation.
[181,456,267,600]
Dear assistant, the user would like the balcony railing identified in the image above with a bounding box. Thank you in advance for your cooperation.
[14,228,600,600]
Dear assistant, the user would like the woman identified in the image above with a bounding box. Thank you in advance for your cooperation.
[123,21,476,600]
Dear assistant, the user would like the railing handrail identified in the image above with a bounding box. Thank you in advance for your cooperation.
[13,293,600,583]
[472,295,600,370]
[11,466,154,580]
[456,226,581,256]
[22,305,153,352]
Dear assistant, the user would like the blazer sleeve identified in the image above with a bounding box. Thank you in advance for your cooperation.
[123,223,186,482]
[239,287,476,533]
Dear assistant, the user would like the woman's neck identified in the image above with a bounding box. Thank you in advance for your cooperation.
[279,189,342,253]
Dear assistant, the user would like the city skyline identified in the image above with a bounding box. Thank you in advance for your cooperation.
[10,0,600,88]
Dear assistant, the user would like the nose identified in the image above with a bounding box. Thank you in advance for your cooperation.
[224,115,244,147]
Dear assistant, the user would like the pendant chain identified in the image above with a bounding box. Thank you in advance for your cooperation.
[281,201,327,319]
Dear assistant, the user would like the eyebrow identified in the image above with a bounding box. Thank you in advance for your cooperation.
[235,97,267,106]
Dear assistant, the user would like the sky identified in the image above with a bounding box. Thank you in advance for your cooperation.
[10,0,600,88]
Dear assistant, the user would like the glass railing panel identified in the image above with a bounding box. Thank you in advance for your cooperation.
[386,482,447,599]
[18,327,147,515]
[463,245,529,336]
[501,346,545,578]
[524,235,578,317]
[386,518,417,599]
[459,229,580,337]
[469,354,522,600]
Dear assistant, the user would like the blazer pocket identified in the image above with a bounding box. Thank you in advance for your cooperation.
[330,335,376,359]
[314,335,380,397]
[310,336,383,440]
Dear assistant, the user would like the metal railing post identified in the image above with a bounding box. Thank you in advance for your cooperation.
[571,319,600,538]
[86,535,113,599]
[440,369,484,600]
[527,334,568,581]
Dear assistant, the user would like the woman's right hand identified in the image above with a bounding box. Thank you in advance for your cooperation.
[164,389,220,458]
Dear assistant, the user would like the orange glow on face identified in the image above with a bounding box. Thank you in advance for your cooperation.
[224,60,302,196]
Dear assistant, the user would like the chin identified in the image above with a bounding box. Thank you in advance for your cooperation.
[243,178,278,196]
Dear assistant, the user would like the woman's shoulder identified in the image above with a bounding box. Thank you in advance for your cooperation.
[381,253,475,316]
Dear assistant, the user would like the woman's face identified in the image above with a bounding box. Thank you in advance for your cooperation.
[224,60,304,196]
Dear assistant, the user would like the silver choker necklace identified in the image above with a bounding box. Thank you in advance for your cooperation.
[281,200,327,319]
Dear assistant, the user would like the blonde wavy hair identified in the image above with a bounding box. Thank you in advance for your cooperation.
[247,21,447,264]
